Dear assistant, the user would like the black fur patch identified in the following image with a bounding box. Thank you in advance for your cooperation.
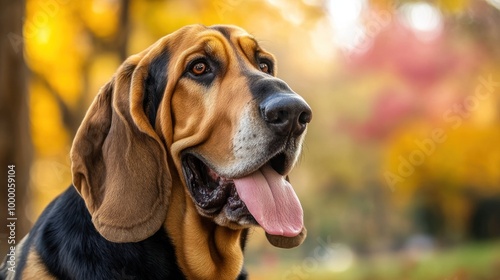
[144,49,170,126]
[209,25,232,41]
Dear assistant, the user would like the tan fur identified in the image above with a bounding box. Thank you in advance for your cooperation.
[21,250,56,280]
[165,174,244,280]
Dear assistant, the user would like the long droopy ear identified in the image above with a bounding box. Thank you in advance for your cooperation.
[70,47,171,243]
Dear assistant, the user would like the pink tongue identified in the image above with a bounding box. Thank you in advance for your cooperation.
[233,165,303,237]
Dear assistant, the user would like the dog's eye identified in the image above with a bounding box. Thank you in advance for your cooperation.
[259,62,270,74]
[191,62,210,76]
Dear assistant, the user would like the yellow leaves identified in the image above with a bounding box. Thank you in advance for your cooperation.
[444,127,500,193]
[79,0,119,38]
[384,68,500,199]
[132,1,200,37]
[25,0,85,107]
[25,1,80,66]
[371,0,470,14]
[29,158,72,221]
[437,0,470,14]
[88,53,121,99]
[127,27,155,55]
[30,82,69,157]
[369,0,469,15]
[384,121,500,199]
[369,0,395,10]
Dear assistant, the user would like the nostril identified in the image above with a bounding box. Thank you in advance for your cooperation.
[262,106,289,125]
[275,110,288,124]
[298,111,312,125]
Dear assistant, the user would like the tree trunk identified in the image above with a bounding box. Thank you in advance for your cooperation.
[0,0,32,256]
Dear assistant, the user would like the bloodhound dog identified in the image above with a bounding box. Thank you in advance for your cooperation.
[0,24,312,280]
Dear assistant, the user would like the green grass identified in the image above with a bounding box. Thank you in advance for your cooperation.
[248,241,500,280]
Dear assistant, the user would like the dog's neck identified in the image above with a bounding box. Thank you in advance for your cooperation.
[165,172,245,280]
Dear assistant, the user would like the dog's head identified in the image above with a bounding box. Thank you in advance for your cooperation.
[71,24,311,249]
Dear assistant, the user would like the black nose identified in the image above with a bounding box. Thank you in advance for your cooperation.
[260,94,312,136]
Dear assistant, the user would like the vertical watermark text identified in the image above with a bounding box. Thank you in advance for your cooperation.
[6,165,17,273]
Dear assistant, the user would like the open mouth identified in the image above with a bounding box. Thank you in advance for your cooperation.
[182,152,304,238]
[182,152,287,215]
[182,154,253,218]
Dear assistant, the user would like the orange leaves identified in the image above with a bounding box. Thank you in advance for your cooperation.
[384,122,500,197]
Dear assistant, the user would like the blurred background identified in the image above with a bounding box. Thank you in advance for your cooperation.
[1,0,500,279]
